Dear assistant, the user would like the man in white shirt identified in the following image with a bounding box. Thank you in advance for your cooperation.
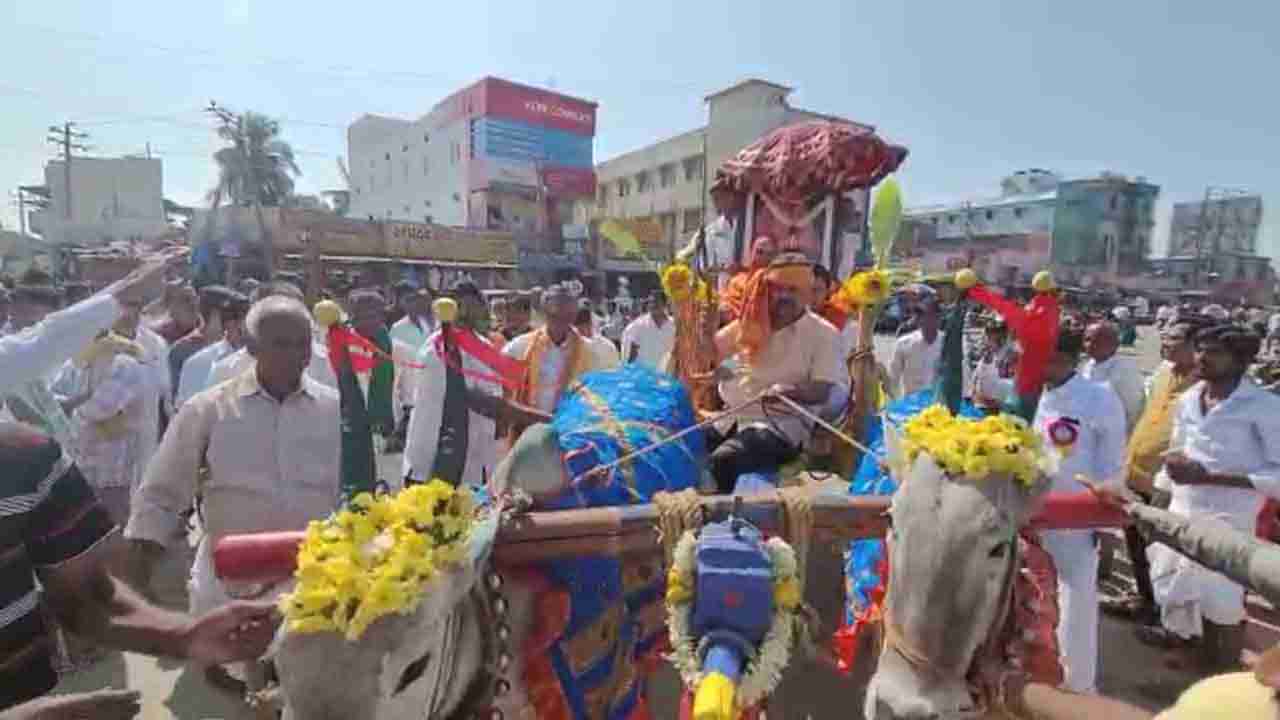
[205,283,337,391]
[622,293,676,370]
[503,285,607,417]
[174,291,249,407]
[127,295,341,690]
[1034,329,1127,694]
[888,295,943,398]
[389,286,436,350]
[575,301,620,369]
[404,281,548,489]
[1142,323,1280,674]
[1082,321,1147,432]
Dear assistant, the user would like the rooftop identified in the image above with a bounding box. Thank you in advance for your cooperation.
[908,190,1059,215]
[704,78,794,101]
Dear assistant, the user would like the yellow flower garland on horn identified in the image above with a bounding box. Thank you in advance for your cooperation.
[901,405,1049,488]
[832,268,893,311]
[279,480,475,641]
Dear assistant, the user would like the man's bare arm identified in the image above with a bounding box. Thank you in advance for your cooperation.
[465,387,551,427]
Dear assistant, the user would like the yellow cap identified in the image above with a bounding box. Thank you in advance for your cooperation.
[312,299,344,328]
[433,297,459,324]
[692,672,738,720]
[1031,270,1056,293]
[954,268,978,290]
[1159,672,1276,720]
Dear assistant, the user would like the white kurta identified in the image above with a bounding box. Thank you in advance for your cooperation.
[175,339,238,408]
[1034,373,1127,694]
[403,329,500,490]
[1149,378,1280,638]
[888,329,942,398]
[1081,353,1147,432]
[0,294,120,396]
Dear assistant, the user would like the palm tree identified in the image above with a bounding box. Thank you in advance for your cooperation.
[206,109,301,276]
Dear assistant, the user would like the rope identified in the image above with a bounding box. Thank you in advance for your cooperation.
[653,489,704,568]
[771,394,876,457]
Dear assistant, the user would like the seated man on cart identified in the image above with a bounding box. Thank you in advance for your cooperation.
[708,252,848,492]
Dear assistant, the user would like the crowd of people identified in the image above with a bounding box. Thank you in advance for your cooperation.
[3,239,1280,718]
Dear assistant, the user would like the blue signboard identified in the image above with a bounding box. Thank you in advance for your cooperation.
[471,117,593,168]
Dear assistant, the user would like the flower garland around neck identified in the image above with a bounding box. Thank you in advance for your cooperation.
[665,531,802,714]
[279,480,475,641]
[901,405,1049,488]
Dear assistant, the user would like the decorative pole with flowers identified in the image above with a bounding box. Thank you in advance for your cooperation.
[830,178,902,471]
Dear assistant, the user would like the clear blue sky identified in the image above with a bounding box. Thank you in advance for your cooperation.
[2,0,1277,259]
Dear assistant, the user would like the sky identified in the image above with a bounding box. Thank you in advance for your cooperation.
[2,0,1278,260]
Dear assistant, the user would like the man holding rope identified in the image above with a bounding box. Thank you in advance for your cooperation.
[708,253,848,493]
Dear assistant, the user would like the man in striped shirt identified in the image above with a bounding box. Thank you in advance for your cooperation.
[0,423,277,718]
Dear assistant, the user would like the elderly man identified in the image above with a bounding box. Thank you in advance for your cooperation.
[1034,329,1128,693]
[709,253,847,493]
[404,281,548,488]
[1142,324,1280,673]
[1103,317,1208,625]
[205,282,337,390]
[888,293,943,398]
[1082,320,1146,432]
[622,292,675,369]
[126,295,341,689]
[503,284,607,418]
[0,424,278,719]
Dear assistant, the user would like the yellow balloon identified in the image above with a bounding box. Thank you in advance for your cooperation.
[433,297,459,324]
[313,300,343,328]
[954,268,978,290]
[1031,270,1056,293]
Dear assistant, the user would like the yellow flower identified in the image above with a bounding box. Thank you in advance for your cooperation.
[835,269,893,310]
[773,576,801,610]
[661,263,695,303]
[666,567,694,605]
[279,480,475,641]
[901,405,1047,488]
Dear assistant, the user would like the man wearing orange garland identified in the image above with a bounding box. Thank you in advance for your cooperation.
[502,284,608,435]
[718,235,779,322]
[709,253,847,492]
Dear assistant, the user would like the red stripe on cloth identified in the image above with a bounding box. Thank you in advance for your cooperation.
[432,327,526,390]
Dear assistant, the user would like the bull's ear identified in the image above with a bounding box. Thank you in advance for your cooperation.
[882,415,909,482]
[1250,643,1280,688]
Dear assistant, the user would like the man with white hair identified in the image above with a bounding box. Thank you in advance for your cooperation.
[1082,320,1146,432]
[126,295,341,691]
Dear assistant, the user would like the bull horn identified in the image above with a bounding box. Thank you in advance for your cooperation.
[1128,502,1280,604]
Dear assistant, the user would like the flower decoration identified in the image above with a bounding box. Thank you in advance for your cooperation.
[833,269,893,311]
[666,532,801,713]
[1046,417,1079,456]
[900,404,1048,488]
[278,480,475,641]
[661,262,695,303]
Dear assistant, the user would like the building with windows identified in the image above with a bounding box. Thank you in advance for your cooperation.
[28,155,169,247]
[581,79,874,288]
[347,77,597,238]
[903,170,1160,289]
[1149,193,1270,303]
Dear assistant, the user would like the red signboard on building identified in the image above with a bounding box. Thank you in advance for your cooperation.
[541,166,596,197]
[482,78,596,136]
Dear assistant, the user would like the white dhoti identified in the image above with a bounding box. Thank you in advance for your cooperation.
[1040,529,1099,694]
[1149,494,1257,638]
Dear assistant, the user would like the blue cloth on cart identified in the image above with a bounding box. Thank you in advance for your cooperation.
[844,388,983,623]
[535,365,703,719]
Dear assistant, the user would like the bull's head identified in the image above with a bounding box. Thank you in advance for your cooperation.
[864,428,1048,720]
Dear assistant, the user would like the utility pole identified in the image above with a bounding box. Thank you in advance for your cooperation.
[46,122,90,222]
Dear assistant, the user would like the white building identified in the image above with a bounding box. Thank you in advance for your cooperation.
[346,77,598,236]
[581,79,875,275]
[29,156,169,246]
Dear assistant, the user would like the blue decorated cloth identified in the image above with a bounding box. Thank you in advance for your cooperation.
[533,365,703,719]
[844,389,984,623]
[550,364,704,509]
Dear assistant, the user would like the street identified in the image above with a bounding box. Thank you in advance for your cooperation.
[49,326,1183,718]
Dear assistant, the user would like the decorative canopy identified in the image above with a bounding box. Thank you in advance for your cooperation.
[711,120,908,208]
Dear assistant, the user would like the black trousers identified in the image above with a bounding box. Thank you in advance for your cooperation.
[707,423,800,494]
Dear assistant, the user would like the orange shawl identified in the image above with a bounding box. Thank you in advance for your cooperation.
[512,327,593,414]
[733,263,814,363]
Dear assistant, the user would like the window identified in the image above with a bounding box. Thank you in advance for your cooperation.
[403,159,409,182]
[385,152,391,161]
[659,164,677,188]
[1109,194,1119,211]
[423,156,429,177]
[636,171,651,193]
[618,179,631,197]
[985,209,995,221]
[930,217,938,225]
[682,209,702,233]
[369,175,376,192]
[597,185,608,208]
[423,133,430,143]
[947,214,957,224]
[1014,207,1025,219]
[682,156,704,183]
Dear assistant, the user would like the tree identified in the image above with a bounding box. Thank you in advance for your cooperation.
[205,104,301,277]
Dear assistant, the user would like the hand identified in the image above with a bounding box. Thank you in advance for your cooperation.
[1078,475,1140,510]
[4,689,142,720]
[1164,452,1208,486]
[182,600,279,665]
[123,539,165,596]
[108,248,189,307]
